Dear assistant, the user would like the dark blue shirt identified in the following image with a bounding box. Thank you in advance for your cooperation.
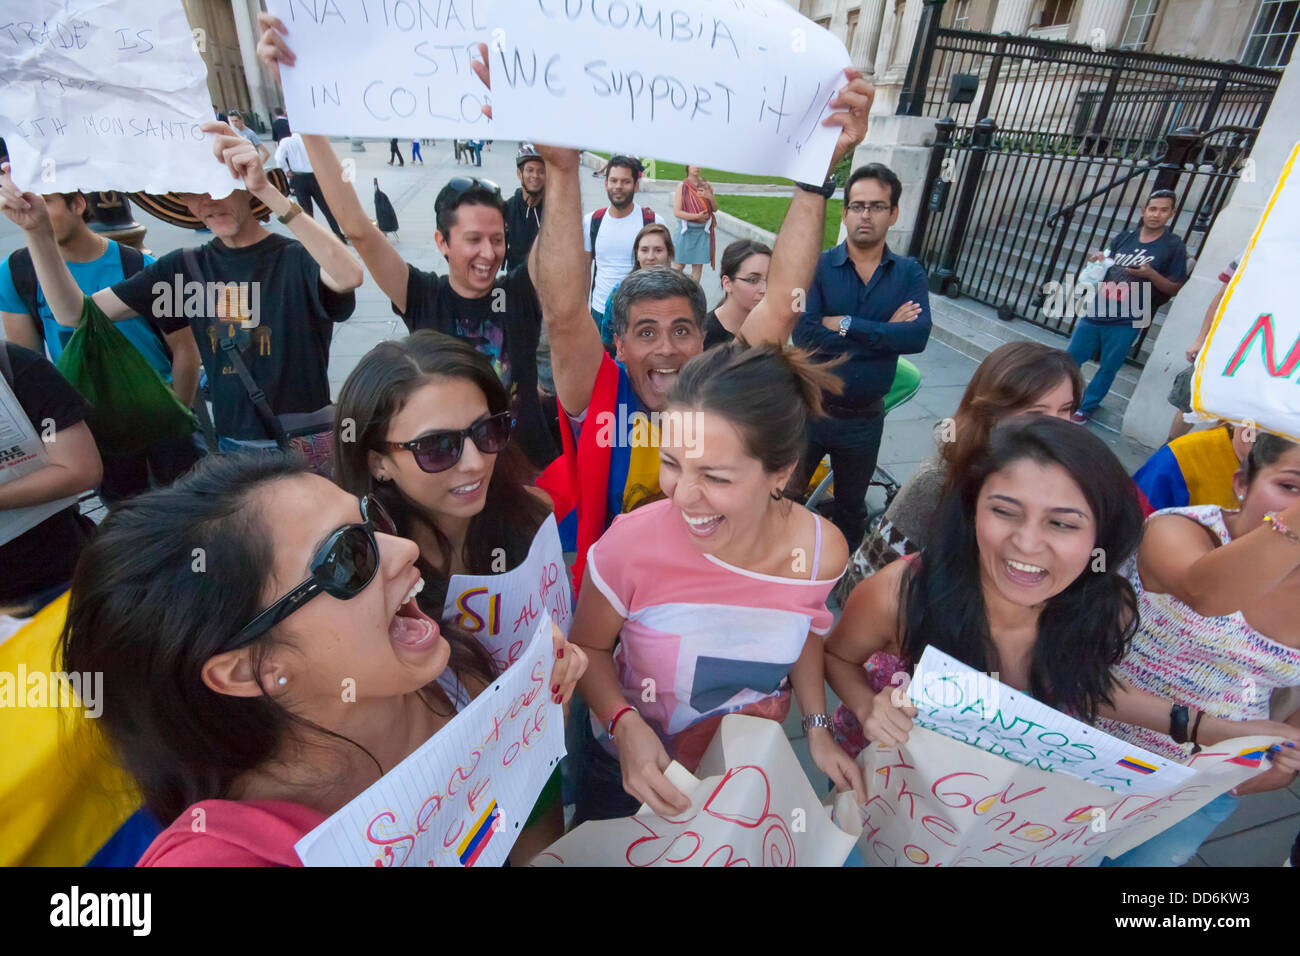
[792,242,931,410]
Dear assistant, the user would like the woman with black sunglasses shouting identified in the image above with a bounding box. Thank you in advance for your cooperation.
[60,454,586,866]
[334,330,568,858]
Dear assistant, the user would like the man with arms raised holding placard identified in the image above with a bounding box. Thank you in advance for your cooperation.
[529,73,876,592]
[0,123,362,457]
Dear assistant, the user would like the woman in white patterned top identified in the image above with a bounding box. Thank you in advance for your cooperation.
[1098,433,1300,866]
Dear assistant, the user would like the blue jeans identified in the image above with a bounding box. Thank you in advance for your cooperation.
[1066,319,1140,415]
[1100,792,1239,867]
[572,705,640,826]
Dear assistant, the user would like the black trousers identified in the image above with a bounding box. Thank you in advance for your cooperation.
[290,172,344,239]
[388,139,404,164]
[795,408,886,552]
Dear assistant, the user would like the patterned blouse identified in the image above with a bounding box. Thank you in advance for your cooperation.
[1095,505,1300,762]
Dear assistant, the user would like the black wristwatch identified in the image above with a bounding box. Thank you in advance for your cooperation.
[1169,704,1191,744]
[795,175,838,199]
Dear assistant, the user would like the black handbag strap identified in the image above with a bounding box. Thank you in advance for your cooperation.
[183,247,288,448]
[218,337,288,448]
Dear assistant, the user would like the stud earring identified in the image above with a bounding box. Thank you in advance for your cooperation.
[277,676,288,686]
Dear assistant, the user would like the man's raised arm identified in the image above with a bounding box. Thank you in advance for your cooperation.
[530,146,604,418]
[0,163,136,324]
[741,71,874,347]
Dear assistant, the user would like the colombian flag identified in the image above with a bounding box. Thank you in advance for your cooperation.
[1117,756,1159,774]
[457,800,500,867]
[1227,747,1269,767]
[1132,426,1240,516]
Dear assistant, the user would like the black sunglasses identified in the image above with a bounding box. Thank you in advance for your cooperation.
[438,176,502,211]
[228,495,397,648]
[387,412,514,474]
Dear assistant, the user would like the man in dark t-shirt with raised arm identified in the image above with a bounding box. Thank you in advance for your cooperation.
[0,123,362,451]
[298,134,558,469]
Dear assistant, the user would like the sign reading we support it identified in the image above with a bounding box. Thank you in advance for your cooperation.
[294,618,564,867]
[0,2,235,196]
[487,0,851,183]
[1194,141,1300,441]
[264,0,493,138]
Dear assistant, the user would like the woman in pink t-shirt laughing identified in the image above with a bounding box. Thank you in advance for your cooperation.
[570,340,866,823]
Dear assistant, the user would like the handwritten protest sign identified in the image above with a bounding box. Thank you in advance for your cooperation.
[443,514,571,673]
[1194,142,1300,442]
[264,0,492,138]
[0,370,79,547]
[0,2,235,197]
[833,727,1273,867]
[907,647,1194,795]
[534,715,857,867]
[486,0,850,182]
[294,618,563,866]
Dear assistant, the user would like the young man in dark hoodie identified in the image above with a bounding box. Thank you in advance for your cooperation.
[504,143,545,273]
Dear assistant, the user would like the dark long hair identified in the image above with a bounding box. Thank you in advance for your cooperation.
[334,331,550,609]
[941,341,1083,481]
[58,454,494,825]
[901,416,1143,721]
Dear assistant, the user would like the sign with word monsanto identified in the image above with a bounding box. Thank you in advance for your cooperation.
[294,618,564,867]
[1195,142,1300,441]
[0,1,236,196]
[906,647,1194,795]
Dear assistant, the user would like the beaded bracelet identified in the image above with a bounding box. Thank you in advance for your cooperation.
[1264,512,1300,544]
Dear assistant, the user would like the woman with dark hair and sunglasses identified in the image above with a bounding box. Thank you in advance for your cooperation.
[334,330,566,855]
[59,454,586,866]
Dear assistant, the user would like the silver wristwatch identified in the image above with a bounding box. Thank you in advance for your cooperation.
[802,713,831,733]
[837,316,852,337]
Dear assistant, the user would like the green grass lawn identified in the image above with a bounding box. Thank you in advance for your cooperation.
[715,195,844,250]
[590,152,792,186]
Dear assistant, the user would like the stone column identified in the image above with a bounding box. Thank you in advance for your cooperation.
[1071,0,1132,48]
[829,0,852,41]
[882,0,924,85]
[989,0,1035,34]
[230,0,273,130]
[852,0,888,74]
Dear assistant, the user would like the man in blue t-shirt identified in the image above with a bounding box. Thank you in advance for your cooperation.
[1067,188,1188,423]
[0,190,205,504]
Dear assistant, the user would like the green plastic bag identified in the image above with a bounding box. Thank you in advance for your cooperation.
[55,296,196,457]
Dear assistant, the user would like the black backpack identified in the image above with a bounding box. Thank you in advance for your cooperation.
[589,206,656,287]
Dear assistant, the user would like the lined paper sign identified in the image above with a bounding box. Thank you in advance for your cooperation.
[443,514,572,673]
[295,619,564,867]
[907,647,1194,795]
[0,2,236,196]
[264,0,493,138]
[487,0,850,182]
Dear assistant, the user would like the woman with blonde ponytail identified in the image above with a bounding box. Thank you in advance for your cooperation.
[569,339,866,823]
